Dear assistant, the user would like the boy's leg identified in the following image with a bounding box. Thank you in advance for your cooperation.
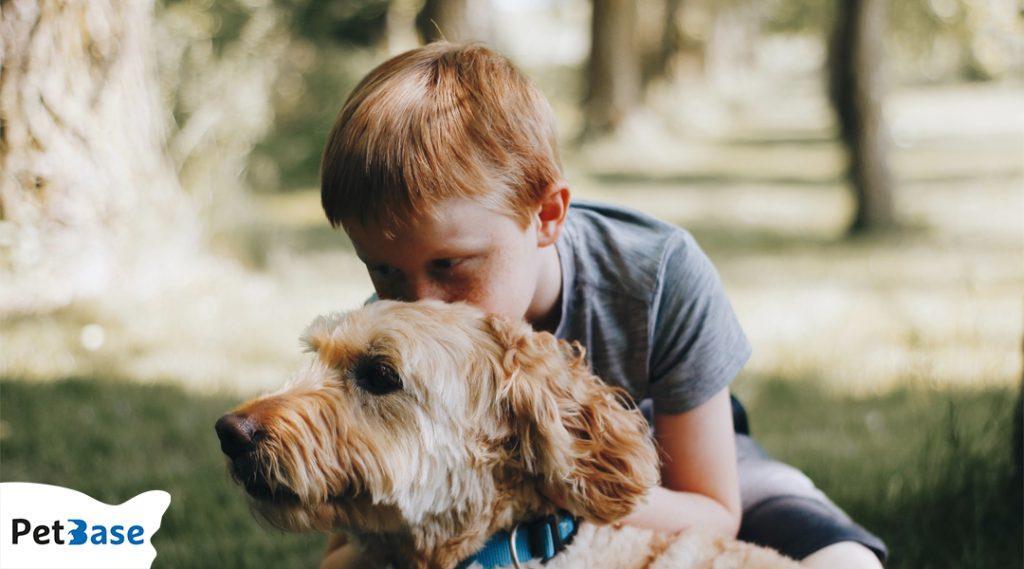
[802,542,883,569]
[735,434,888,566]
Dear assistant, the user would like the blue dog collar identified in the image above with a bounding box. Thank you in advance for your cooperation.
[457,511,578,568]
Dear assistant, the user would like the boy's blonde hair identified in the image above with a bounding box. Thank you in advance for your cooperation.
[320,41,563,237]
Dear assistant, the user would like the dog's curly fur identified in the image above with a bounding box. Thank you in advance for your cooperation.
[219,299,799,569]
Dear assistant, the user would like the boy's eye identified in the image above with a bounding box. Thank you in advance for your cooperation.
[369,264,396,277]
[431,258,463,270]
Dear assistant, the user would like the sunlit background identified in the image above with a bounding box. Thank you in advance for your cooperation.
[1,0,1021,567]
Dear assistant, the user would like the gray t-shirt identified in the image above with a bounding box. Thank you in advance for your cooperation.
[551,199,751,415]
[362,198,751,416]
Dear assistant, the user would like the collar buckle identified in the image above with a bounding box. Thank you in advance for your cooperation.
[528,513,573,563]
[507,522,524,569]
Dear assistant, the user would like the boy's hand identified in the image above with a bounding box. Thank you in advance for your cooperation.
[539,484,631,529]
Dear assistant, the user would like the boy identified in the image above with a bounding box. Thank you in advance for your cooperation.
[317,42,888,568]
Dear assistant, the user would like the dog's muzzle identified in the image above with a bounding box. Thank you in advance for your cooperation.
[216,413,297,501]
[216,413,260,458]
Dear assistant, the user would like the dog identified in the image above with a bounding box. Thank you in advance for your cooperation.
[216,299,800,568]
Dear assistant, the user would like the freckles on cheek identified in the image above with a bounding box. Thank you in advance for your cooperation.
[446,265,493,307]
[456,278,489,306]
[466,260,522,315]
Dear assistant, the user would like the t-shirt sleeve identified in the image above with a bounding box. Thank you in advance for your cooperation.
[647,231,751,415]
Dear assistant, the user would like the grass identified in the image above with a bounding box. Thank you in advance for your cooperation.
[0,378,325,568]
[1,376,1019,568]
[743,378,1022,568]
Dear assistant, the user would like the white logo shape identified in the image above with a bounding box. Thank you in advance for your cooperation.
[0,482,171,569]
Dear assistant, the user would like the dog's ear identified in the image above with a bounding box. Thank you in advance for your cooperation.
[299,311,355,368]
[484,314,660,524]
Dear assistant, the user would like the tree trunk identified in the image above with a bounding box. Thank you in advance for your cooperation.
[641,0,684,90]
[387,0,422,54]
[1015,334,1023,489]
[827,0,896,234]
[416,0,490,44]
[583,0,641,138]
[0,0,200,314]
[417,0,460,42]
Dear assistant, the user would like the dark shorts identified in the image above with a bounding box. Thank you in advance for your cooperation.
[641,396,889,563]
[735,433,888,562]
[730,395,887,562]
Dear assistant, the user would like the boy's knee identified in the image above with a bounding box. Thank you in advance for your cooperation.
[800,541,883,569]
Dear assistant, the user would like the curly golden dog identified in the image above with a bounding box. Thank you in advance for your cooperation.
[216,299,799,569]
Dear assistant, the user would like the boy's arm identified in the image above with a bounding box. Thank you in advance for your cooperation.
[623,231,749,537]
[320,534,385,569]
[618,386,741,538]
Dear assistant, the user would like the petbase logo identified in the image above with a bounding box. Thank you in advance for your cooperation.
[11,518,147,546]
[0,483,170,569]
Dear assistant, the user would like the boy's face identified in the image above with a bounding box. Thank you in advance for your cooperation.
[343,195,560,323]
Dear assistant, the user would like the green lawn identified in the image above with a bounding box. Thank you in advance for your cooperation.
[0,379,325,568]
[742,379,1022,568]
[1,377,1019,568]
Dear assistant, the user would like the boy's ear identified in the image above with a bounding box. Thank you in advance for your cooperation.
[484,314,660,524]
[535,180,570,247]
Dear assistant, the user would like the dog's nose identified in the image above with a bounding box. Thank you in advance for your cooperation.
[216,414,257,457]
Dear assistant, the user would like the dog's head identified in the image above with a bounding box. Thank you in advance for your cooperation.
[216,299,658,549]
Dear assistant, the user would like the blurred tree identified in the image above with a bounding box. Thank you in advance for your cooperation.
[416,0,491,43]
[417,0,466,41]
[640,0,753,87]
[241,0,394,194]
[282,0,505,51]
[286,0,389,46]
[387,0,422,54]
[583,0,641,138]
[0,0,202,314]
[1016,335,1023,490]
[158,0,291,241]
[767,0,1020,84]
[639,0,685,89]
[827,0,896,234]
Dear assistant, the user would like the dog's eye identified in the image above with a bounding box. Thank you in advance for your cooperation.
[353,357,403,395]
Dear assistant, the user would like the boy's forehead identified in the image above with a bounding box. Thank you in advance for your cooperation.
[343,198,519,257]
